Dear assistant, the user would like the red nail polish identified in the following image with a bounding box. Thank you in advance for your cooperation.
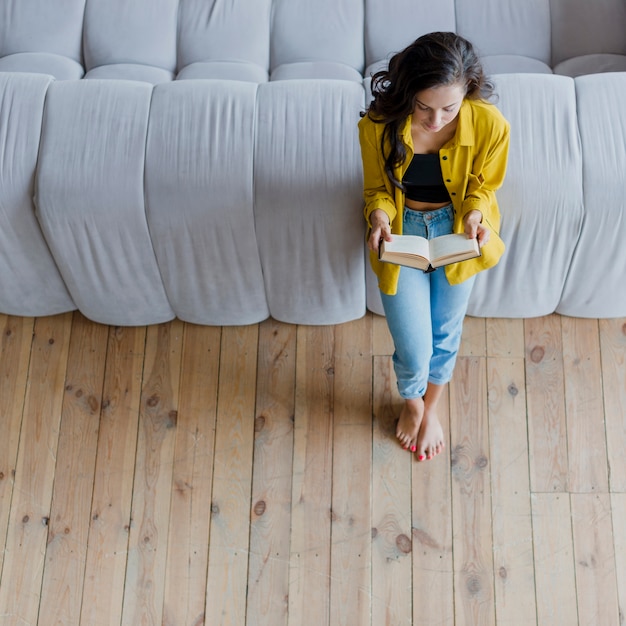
[418,455,425,461]
[411,446,416,452]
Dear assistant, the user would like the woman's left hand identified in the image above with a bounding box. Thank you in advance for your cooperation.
[463,210,490,247]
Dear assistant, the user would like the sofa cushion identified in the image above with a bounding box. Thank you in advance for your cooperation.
[271,62,363,82]
[85,64,174,85]
[480,54,552,75]
[0,72,75,316]
[272,0,364,73]
[254,80,367,324]
[554,54,626,77]
[456,0,551,66]
[35,80,175,326]
[557,73,626,317]
[0,0,85,63]
[550,0,626,67]
[83,0,178,73]
[145,81,270,325]
[467,74,583,317]
[176,61,269,83]
[364,0,456,70]
[0,53,84,80]
[177,0,272,73]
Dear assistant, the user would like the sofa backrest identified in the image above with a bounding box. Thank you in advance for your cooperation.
[456,0,551,65]
[271,0,365,73]
[364,0,456,71]
[177,0,273,72]
[83,0,179,72]
[0,0,85,63]
[550,0,626,66]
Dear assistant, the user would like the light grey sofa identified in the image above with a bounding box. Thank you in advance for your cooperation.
[1,0,625,326]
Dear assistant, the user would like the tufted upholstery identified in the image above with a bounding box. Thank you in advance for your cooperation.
[0,0,625,324]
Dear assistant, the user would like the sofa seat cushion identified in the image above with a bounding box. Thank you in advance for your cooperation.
[271,61,363,82]
[0,53,84,80]
[481,54,553,75]
[554,54,626,77]
[176,61,268,83]
[85,64,173,84]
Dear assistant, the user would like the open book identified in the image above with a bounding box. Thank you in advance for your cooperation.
[379,233,480,272]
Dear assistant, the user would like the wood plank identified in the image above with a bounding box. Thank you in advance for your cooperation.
[288,325,335,626]
[80,325,147,626]
[599,319,626,491]
[459,315,486,357]
[205,325,259,626]
[371,355,412,626]
[524,315,568,492]
[487,357,536,624]
[449,356,495,626]
[247,319,296,626]
[162,324,221,626]
[121,320,184,626]
[571,493,620,625]
[561,317,608,493]
[0,313,73,625]
[411,383,454,626]
[531,494,577,624]
[0,315,34,574]
[372,311,394,356]
[486,318,525,358]
[611,493,626,623]
[330,316,373,626]
[39,313,109,624]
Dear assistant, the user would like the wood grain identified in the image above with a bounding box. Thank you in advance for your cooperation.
[487,357,536,624]
[39,313,109,625]
[121,321,183,626]
[330,316,373,626]
[524,315,568,492]
[561,317,608,493]
[162,324,221,626]
[0,315,34,575]
[571,493,620,624]
[247,319,296,626]
[599,319,626,492]
[80,325,147,626]
[371,355,412,626]
[449,356,495,626]
[205,325,259,626]
[532,493,578,624]
[288,325,335,626]
[0,313,73,625]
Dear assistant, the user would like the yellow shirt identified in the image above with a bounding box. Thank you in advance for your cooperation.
[358,98,510,293]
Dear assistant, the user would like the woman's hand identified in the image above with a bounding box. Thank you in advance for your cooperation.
[367,209,393,252]
[463,209,490,247]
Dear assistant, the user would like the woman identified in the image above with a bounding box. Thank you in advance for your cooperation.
[359,32,510,461]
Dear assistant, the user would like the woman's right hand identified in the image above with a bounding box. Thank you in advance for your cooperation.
[367,209,393,252]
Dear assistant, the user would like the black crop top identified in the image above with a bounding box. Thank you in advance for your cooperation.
[402,153,451,203]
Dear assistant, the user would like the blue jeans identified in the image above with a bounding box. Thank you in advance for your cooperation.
[380,204,475,399]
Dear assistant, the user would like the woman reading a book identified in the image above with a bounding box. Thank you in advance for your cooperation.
[359,32,510,461]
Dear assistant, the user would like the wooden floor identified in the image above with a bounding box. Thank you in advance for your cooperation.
[0,311,625,626]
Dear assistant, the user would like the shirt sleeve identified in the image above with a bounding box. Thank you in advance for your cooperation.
[358,117,397,227]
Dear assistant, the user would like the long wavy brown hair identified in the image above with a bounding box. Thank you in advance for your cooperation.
[364,32,495,190]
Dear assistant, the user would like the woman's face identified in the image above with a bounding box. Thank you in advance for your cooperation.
[412,83,466,134]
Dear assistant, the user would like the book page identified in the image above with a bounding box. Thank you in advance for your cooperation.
[383,235,430,259]
[430,234,479,265]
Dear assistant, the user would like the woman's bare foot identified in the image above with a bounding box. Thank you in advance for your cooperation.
[396,397,424,452]
[415,406,445,461]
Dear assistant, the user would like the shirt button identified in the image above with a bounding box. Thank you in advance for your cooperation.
[446,179,451,182]
[442,156,448,160]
